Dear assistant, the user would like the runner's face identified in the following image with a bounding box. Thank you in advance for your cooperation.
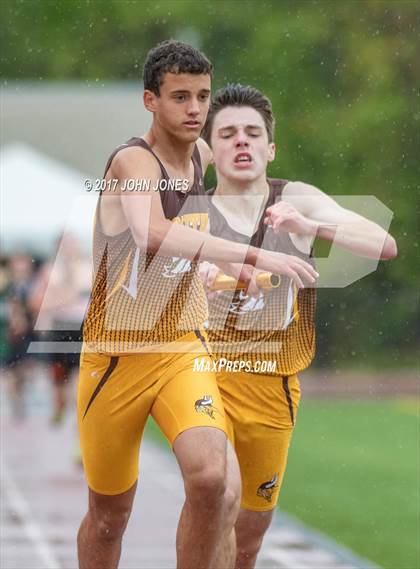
[211,106,275,183]
[145,73,211,142]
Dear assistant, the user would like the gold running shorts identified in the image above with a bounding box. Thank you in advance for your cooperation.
[217,370,301,511]
[77,330,227,495]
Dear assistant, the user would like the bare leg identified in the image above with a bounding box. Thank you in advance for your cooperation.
[50,362,67,424]
[235,508,274,569]
[10,365,26,421]
[212,441,241,569]
[174,427,230,569]
[77,482,136,569]
[69,366,82,465]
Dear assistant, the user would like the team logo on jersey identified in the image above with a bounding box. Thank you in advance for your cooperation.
[194,395,220,420]
[162,213,208,278]
[228,291,265,314]
[162,257,192,277]
[172,212,208,232]
[257,474,279,502]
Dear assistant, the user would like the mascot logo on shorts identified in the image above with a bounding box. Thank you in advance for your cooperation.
[257,474,279,502]
[194,395,220,420]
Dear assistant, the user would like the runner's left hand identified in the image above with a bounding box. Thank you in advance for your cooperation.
[264,202,317,236]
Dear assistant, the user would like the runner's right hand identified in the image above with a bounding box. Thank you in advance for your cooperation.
[199,261,262,297]
[257,250,318,288]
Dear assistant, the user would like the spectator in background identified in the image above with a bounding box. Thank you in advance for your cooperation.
[4,253,36,421]
[0,256,11,365]
[30,233,91,425]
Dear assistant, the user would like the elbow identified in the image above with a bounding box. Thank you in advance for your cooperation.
[133,224,165,254]
[380,236,398,260]
[147,229,163,253]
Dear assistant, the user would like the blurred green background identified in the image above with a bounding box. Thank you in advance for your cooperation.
[2,1,419,567]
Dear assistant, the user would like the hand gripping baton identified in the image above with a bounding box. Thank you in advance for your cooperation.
[209,272,281,291]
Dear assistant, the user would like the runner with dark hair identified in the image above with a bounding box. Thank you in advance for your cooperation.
[201,83,397,569]
[77,45,317,569]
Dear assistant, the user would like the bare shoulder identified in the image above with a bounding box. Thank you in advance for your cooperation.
[196,137,213,171]
[100,146,162,234]
[283,180,321,197]
[108,145,161,181]
[282,181,329,215]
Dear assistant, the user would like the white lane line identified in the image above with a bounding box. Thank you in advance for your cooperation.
[260,546,354,568]
[2,466,61,569]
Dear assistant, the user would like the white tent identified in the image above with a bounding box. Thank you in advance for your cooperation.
[1,143,97,255]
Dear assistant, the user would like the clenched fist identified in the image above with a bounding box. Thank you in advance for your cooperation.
[264,201,317,236]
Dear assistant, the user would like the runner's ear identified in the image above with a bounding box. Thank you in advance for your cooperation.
[144,90,157,113]
[267,142,276,163]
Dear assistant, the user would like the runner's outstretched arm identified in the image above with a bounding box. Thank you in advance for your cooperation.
[264,182,397,260]
[111,147,318,288]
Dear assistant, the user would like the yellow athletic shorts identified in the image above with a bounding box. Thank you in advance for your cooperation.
[217,371,300,511]
[77,330,227,495]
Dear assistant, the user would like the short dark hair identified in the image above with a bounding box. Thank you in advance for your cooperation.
[143,40,213,95]
[202,84,275,144]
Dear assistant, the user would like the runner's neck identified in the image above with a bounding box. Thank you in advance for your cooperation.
[143,127,196,175]
[212,179,270,237]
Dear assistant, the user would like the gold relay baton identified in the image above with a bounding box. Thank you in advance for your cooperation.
[209,272,281,291]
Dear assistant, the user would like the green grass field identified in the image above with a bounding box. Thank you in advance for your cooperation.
[280,399,419,569]
[145,398,419,569]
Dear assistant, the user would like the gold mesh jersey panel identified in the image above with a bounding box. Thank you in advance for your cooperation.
[206,179,316,376]
[83,138,209,353]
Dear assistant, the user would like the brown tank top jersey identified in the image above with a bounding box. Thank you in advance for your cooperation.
[83,137,209,353]
[207,179,316,376]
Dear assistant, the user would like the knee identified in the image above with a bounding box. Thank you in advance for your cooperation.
[236,516,270,558]
[223,483,241,520]
[89,507,131,543]
[185,465,226,504]
[237,532,265,559]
